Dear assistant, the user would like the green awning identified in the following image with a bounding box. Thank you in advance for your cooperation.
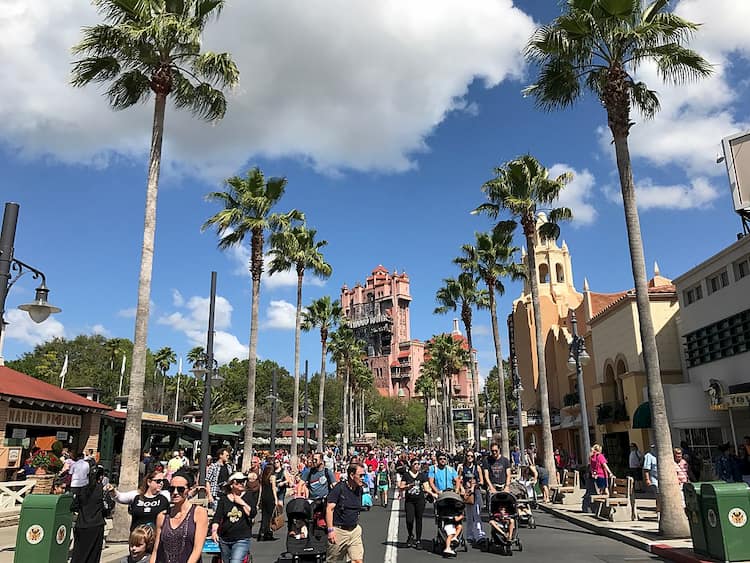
[632,401,651,429]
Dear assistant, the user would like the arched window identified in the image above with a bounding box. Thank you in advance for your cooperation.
[539,263,550,283]
[556,263,565,283]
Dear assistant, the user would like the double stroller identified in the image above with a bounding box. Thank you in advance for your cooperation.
[508,480,537,528]
[481,492,523,556]
[431,491,468,555]
[281,498,328,563]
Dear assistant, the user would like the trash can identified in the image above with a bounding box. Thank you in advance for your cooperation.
[684,482,709,556]
[14,493,73,563]
[700,482,750,562]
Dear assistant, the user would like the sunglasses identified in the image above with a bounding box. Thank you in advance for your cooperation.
[232,479,247,485]
[169,486,187,495]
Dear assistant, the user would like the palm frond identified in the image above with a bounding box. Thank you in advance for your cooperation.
[105,69,152,109]
[191,51,239,89]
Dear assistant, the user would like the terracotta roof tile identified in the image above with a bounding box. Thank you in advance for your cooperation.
[589,291,628,318]
[0,366,110,410]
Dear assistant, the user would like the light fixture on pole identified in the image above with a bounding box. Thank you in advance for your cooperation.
[0,202,61,366]
[567,310,592,460]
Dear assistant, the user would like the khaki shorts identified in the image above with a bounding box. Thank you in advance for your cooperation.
[327,525,364,561]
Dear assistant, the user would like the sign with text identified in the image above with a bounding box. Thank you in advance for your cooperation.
[452,408,474,423]
[8,408,82,429]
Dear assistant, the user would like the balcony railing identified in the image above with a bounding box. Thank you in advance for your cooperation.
[563,392,579,407]
[596,401,629,424]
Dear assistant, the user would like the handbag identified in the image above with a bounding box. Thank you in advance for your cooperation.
[270,506,285,532]
[463,491,475,505]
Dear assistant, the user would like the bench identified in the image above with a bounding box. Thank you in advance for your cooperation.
[551,470,583,505]
[591,476,635,521]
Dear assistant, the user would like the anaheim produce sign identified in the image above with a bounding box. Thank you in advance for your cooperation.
[8,408,82,429]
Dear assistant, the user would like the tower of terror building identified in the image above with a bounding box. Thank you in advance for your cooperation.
[340,266,423,398]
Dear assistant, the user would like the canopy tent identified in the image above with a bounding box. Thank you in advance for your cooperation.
[632,402,651,429]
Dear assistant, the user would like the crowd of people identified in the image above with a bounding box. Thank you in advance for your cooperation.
[11,434,750,562]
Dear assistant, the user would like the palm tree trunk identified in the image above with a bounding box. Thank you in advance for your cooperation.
[488,290,511,458]
[423,397,430,446]
[525,232,557,487]
[115,92,166,541]
[317,334,327,453]
[342,367,350,455]
[612,131,688,537]
[464,318,481,447]
[290,272,303,465]
[243,230,263,471]
[448,375,456,453]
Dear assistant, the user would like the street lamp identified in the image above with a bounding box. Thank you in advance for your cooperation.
[567,311,592,461]
[0,202,61,365]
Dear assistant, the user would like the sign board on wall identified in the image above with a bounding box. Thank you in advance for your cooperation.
[7,408,82,429]
[11,429,26,439]
[452,408,474,423]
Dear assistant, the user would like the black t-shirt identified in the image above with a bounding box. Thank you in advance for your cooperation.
[72,484,105,529]
[401,471,428,500]
[459,463,482,487]
[218,464,230,488]
[129,494,170,531]
[328,481,363,528]
[212,492,255,541]
[484,455,511,486]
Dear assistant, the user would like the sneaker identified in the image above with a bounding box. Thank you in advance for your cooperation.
[443,547,456,555]
[406,536,414,548]
[414,540,422,550]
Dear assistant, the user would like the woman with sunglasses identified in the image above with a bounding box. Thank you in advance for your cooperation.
[210,472,256,563]
[151,471,208,563]
[457,451,486,545]
[257,460,280,541]
[109,470,171,531]
[273,459,291,506]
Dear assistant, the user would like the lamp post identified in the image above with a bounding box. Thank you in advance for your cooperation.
[266,368,279,455]
[567,311,592,461]
[0,202,61,366]
[508,314,525,461]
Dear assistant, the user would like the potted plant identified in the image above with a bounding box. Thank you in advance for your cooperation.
[30,451,62,475]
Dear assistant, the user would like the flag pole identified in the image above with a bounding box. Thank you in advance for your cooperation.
[59,353,68,389]
[118,354,127,397]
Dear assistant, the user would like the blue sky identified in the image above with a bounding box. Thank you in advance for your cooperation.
[2,0,749,385]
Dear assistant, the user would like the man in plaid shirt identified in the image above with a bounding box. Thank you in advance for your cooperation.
[206,447,233,508]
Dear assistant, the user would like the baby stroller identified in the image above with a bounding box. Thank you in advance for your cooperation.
[508,480,536,528]
[482,492,522,556]
[362,484,373,510]
[281,498,328,563]
[431,491,468,555]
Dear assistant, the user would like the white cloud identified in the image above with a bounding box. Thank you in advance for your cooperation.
[549,164,598,226]
[91,324,110,337]
[0,0,535,178]
[157,294,247,364]
[604,177,720,210]
[264,300,297,330]
[4,308,65,347]
[226,245,327,290]
[172,289,184,307]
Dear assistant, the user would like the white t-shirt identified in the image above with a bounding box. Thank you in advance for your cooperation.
[70,459,90,488]
[643,452,658,485]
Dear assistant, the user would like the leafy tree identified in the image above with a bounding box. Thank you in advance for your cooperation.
[269,225,332,463]
[203,167,303,470]
[71,0,239,495]
[328,326,365,454]
[302,297,343,451]
[474,154,571,486]
[415,359,439,445]
[523,0,711,537]
[456,227,523,458]
[153,347,176,414]
[435,272,489,446]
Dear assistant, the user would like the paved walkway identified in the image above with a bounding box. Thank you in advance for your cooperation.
[538,498,749,563]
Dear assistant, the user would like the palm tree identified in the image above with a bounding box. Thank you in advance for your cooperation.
[414,364,437,446]
[154,346,176,414]
[425,334,470,453]
[301,297,342,452]
[71,0,239,493]
[523,1,711,537]
[269,226,332,464]
[435,272,489,447]
[203,167,303,469]
[473,154,571,488]
[455,228,522,459]
[328,326,365,455]
[187,346,206,368]
[350,357,373,438]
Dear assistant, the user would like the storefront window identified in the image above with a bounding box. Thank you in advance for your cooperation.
[679,427,724,470]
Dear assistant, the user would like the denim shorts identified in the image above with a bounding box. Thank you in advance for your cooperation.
[595,477,608,490]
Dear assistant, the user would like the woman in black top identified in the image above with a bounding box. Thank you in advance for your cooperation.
[257,461,279,541]
[110,470,170,531]
[211,472,256,563]
[399,459,429,549]
[458,451,486,544]
[273,458,291,505]
[71,466,106,563]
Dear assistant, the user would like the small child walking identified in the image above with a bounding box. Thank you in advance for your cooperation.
[121,525,154,563]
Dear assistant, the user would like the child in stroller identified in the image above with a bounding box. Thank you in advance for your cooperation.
[483,492,522,555]
[508,480,536,528]
[432,491,468,556]
[283,498,328,563]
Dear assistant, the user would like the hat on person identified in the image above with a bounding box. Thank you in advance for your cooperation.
[227,471,246,483]
[173,451,180,457]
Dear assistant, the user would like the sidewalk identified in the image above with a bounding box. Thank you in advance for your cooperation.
[538,497,748,563]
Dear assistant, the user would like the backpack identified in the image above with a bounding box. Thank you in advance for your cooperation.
[87,458,99,487]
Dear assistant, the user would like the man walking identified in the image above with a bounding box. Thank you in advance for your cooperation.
[326,463,366,563]
[643,444,659,515]
[428,452,460,496]
[483,443,511,494]
[206,447,233,509]
[304,453,337,500]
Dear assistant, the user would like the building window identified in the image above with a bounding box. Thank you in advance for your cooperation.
[683,283,703,306]
[556,263,565,283]
[679,427,724,468]
[706,269,730,295]
[733,257,750,281]
[684,307,750,367]
[539,264,549,283]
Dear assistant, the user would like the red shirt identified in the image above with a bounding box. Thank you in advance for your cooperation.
[365,457,379,472]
